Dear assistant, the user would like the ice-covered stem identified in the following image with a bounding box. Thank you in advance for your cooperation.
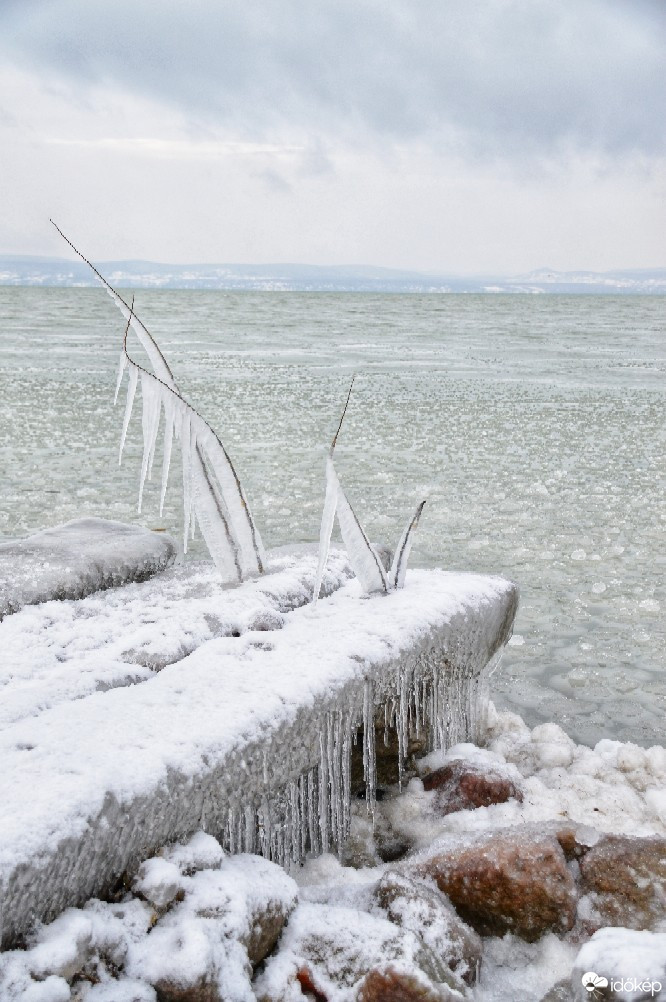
[391,499,427,590]
[313,378,389,603]
[330,375,355,455]
[51,222,265,582]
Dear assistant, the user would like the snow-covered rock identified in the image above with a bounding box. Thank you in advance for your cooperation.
[253,900,466,1000]
[571,928,666,1000]
[0,518,176,618]
[372,869,482,985]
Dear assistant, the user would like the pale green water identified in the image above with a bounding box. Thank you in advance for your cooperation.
[1,288,664,746]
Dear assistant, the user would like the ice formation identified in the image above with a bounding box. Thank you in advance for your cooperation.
[52,222,265,586]
[114,301,266,585]
[0,565,517,947]
[0,518,176,619]
[312,380,426,604]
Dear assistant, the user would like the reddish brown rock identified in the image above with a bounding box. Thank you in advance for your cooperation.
[245,900,292,966]
[422,760,523,815]
[155,980,222,1002]
[373,870,482,985]
[357,967,462,1002]
[579,835,666,931]
[555,827,595,862]
[415,832,577,941]
[295,967,329,1001]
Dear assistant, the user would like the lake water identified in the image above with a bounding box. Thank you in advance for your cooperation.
[1,288,664,747]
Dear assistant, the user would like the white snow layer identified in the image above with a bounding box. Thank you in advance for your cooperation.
[0,518,176,619]
[0,563,516,947]
[0,545,352,728]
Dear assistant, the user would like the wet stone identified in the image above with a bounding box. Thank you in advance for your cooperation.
[357,966,465,1002]
[421,760,523,815]
[578,835,666,931]
[416,832,578,941]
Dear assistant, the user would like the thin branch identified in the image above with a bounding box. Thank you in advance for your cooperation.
[330,375,355,455]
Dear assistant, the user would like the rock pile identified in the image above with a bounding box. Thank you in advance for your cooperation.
[1,709,665,1001]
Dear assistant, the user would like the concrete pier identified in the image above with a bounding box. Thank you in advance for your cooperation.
[0,554,517,947]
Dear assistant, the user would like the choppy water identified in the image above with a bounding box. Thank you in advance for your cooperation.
[1,288,664,746]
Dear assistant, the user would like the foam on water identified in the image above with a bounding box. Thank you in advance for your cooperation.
[0,288,663,745]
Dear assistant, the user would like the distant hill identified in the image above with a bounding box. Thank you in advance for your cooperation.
[0,256,664,293]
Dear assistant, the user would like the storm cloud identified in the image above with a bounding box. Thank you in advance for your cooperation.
[3,0,665,160]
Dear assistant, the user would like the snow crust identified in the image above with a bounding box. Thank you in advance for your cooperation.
[572,928,666,1000]
[0,565,516,947]
[0,518,176,619]
[0,546,352,728]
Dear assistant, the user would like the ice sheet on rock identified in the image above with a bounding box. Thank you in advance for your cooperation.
[0,547,353,728]
[0,569,517,945]
[572,928,666,1001]
[0,518,177,619]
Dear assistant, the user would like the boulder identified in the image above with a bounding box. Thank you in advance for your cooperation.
[578,835,666,931]
[357,966,465,1002]
[153,979,223,1002]
[415,832,577,941]
[373,870,482,985]
[254,901,462,1001]
[421,759,523,815]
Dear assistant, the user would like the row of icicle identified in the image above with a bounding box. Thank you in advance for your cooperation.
[52,221,425,598]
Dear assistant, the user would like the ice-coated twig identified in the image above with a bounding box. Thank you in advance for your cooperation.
[312,379,389,602]
[390,499,427,589]
[51,222,264,583]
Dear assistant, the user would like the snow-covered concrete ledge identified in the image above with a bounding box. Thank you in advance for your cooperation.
[0,567,517,948]
[0,518,177,619]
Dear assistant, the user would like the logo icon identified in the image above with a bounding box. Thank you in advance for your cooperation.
[582,972,609,994]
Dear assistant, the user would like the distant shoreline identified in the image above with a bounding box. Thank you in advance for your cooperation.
[1,256,665,294]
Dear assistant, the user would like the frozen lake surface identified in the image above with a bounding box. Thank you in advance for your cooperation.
[0,288,663,746]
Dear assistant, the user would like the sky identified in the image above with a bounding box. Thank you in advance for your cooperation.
[0,0,664,273]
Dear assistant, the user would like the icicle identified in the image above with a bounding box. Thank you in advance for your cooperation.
[312,456,338,605]
[334,468,389,595]
[390,500,426,589]
[159,397,175,516]
[244,804,255,854]
[319,726,330,854]
[114,351,127,405]
[363,681,376,817]
[138,373,161,513]
[190,443,242,584]
[181,411,192,553]
[119,365,138,464]
[195,421,265,577]
[307,770,317,856]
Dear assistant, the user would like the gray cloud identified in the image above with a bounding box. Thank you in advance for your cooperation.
[2,0,664,160]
